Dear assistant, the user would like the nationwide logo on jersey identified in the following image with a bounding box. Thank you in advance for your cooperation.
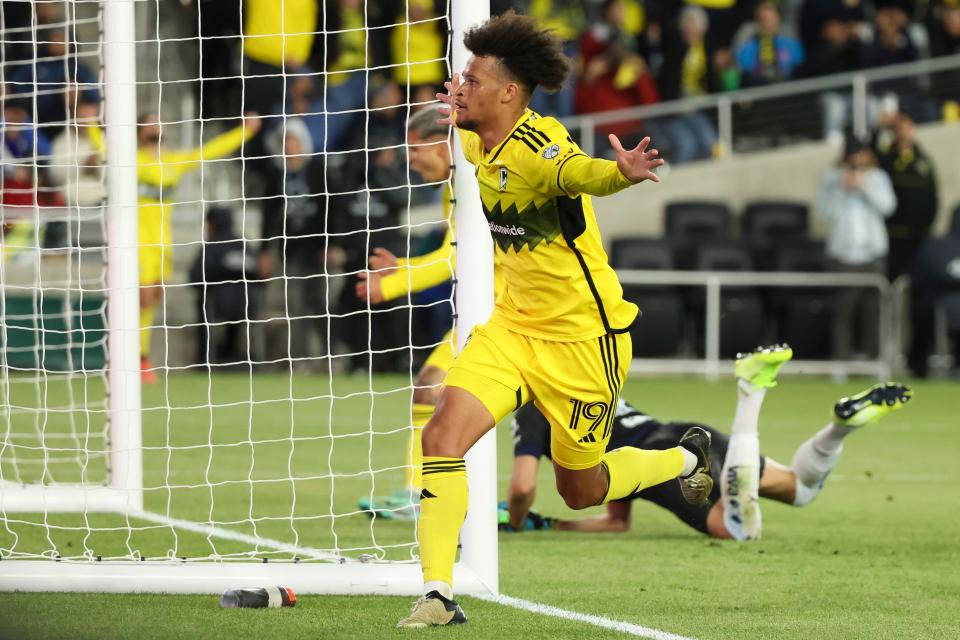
[541,144,560,160]
[499,166,508,191]
[482,198,561,253]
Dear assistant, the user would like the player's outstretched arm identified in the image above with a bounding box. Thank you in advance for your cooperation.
[555,135,664,198]
[608,134,665,184]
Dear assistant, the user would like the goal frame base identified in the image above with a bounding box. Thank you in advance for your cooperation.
[0,559,495,596]
[0,482,142,513]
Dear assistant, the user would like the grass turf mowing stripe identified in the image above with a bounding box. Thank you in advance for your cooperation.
[140,510,693,638]
[477,593,697,640]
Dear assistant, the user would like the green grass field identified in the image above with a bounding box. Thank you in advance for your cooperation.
[1,372,958,639]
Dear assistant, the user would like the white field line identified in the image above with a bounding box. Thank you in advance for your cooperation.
[134,510,337,561]
[138,510,695,638]
[476,593,698,640]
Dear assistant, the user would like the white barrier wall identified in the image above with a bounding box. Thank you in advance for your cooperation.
[595,121,960,241]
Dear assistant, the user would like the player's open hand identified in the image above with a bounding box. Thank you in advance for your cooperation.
[368,248,398,275]
[609,134,665,183]
[435,74,461,126]
[355,271,384,304]
[243,111,262,135]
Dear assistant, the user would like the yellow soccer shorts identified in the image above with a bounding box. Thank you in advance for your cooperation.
[444,322,631,470]
[138,202,173,286]
[422,329,455,372]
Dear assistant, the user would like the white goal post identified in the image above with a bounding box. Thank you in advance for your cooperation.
[0,0,497,596]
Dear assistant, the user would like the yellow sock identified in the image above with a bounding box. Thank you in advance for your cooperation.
[140,304,155,359]
[601,447,685,502]
[419,456,467,588]
[405,404,433,490]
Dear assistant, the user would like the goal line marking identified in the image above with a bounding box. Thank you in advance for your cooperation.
[140,510,696,639]
[475,593,698,640]
[134,510,337,561]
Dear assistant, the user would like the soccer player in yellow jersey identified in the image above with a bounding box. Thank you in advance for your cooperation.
[398,13,713,628]
[356,106,505,518]
[90,113,260,383]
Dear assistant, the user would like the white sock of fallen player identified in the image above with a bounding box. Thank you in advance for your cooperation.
[789,421,852,506]
[721,379,765,541]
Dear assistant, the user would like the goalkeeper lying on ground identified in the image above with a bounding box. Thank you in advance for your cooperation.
[504,345,912,540]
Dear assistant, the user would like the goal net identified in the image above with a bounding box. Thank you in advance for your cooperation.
[0,0,496,595]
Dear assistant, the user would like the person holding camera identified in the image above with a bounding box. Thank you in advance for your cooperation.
[817,135,897,360]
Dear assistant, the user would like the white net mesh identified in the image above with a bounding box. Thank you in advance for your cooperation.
[0,0,456,567]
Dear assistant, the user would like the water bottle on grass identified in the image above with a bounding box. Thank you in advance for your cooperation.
[220,586,297,608]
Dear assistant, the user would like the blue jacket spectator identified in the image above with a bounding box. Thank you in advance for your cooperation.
[2,102,52,179]
[735,2,805,87]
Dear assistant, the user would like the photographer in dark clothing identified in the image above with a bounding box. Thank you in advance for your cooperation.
[908,209,960,377]
[872,112,940,283]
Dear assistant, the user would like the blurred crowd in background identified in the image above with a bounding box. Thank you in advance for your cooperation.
[3,0,960,377]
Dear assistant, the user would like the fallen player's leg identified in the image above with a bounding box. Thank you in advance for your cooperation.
[721,344,793,541]
[790,382,912,505]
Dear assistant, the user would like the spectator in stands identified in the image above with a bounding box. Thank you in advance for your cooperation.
[186,0,242,121]
[48,100,105,210]
[930,0,960,57]
[1,99,55,205]
[799,11,864,79]
[864,1,931,119]
[735,1,805,87]
[258,117,339,368]
[190,207,261,367]
[575,0,660,149]
[527,0,589,117]
[800,12,872,139]
[863,3,920,69]
[1,98,64,251]
[657,5,719,163]
[241,0,317,122]
[798,0,865,58]
[907,210,960,377]
[817,135,897,360]
[324,0,371,144]
[390,0,446,99]
[6,28,99,133]
[871,111,939,283]
[927,0,960,113]
[333,76,410,373]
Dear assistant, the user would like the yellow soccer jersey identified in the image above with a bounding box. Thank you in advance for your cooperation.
[380,184,504,301]
[457,110,638,341]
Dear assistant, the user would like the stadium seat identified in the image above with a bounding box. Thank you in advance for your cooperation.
[664,201,733,270]
[689,241,767,357]
[742,201,810,270]
[774,239,827,273]
[769,239,831,358]
[623,285,685,358]
[664,200,733,238]
[609,237,675,270]
[741,201,809,239]
[611,238,684,358]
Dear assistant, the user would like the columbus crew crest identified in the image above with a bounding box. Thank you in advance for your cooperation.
[499,166,508,191]
[541,144,560,160]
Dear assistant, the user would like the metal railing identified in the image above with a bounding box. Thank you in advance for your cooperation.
[562,53,960,157]
[617,269,896,380]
